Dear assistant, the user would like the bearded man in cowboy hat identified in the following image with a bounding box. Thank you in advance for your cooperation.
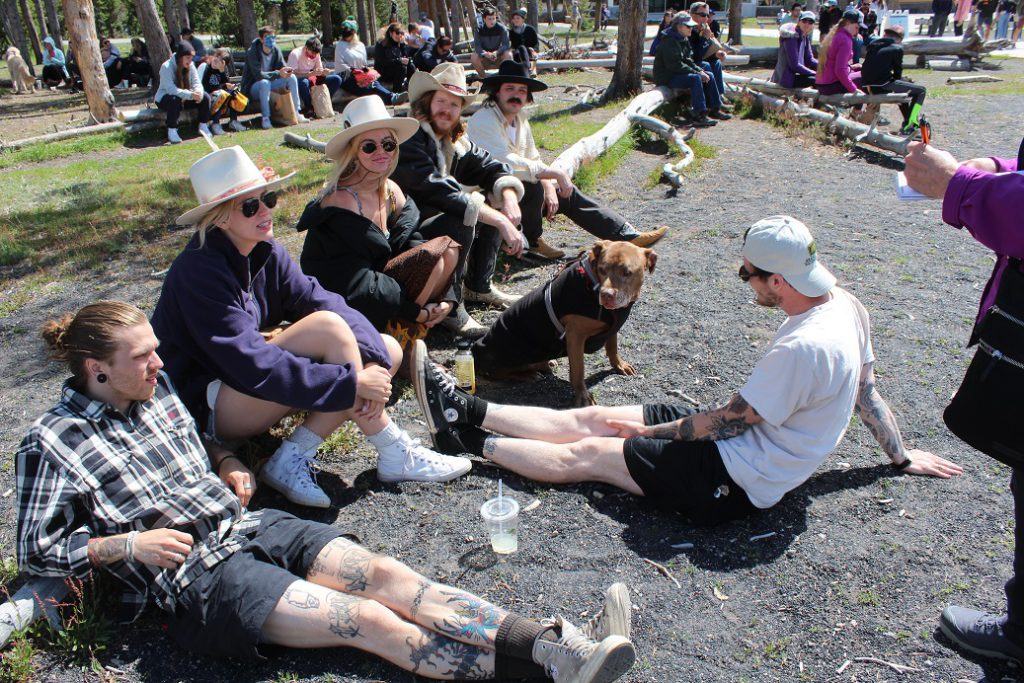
[466,61,669,260]
[391,62,529,339]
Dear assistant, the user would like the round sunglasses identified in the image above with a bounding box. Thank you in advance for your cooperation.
[238,191,278,218]
[359,138,398,155]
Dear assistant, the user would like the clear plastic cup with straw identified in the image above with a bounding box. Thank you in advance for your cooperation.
[480,479,519,554]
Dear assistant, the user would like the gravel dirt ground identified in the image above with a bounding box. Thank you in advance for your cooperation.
[1,60,1023,682]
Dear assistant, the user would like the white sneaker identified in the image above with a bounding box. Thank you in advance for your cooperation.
[262,117,273,129]
[296,113,309,123]
[580,584,632,641]
[210,123,225,136]
[198,122,212,137]
[228,119,246,133]
[167,127,182,144]
[376,432,472,483]
[261,441,331,508]
[464,284,521,309]
[533,617,636,683]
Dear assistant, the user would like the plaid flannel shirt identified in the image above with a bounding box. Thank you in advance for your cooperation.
[16,372,261,621]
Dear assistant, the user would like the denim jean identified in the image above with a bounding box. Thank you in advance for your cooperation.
[666,71,721,114]
[339,75,396,103]
[296,74,343,112]
[996,11,1011,39]
[249,75,301,119]
[701,59,725,96]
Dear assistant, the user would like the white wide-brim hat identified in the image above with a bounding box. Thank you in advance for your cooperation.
[176,145,296,226]
[408,62,477,110]
[325,95,420,160]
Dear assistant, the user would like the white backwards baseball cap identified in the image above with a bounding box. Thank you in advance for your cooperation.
[742,215,836,297]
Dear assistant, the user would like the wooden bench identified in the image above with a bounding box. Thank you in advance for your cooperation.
[915,16,933,34]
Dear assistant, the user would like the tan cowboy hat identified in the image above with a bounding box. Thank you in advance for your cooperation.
[176,146,296,226]
[407,62,477,110]
[325,95,420,160]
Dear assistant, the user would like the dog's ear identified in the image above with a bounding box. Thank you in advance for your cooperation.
[590,240,611,262]
[644,249,657,274]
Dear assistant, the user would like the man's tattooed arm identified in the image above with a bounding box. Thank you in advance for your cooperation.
[87,535,128,567]
[853,362,907,464]
[645,394,763,442]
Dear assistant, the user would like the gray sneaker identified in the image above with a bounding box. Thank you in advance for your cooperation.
[439,304,488,338]
[532,617,635,683]
[940,605,1024,664]
[580,583,632,641]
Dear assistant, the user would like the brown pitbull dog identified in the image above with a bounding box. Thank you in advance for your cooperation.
[472,240,657,406]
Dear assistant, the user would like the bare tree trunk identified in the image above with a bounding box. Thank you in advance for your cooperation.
[162,0,179,37]
[32,0,46,37]
[367,0,378,38]
[355,0,368,43]
[320,0,334,39]
[601,0,642,100]
[175,0,189,30]
[727,0,741,45]
[544,0,553,24]
[62,0,116,122]
[43,0,61,44]
[19,0,43,62]
[407,0,417,22]
[133,0,170,88]
[437,0,452,37]
[496,0,506,22]
[237,0,258,46]
[0,0,36,74]
[526,0,538,29]
[450,0,463,40]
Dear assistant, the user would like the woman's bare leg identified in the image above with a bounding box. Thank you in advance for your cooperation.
[415,245,460,306]
[262,579,494,679]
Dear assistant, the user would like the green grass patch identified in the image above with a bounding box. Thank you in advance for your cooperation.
[0,556,18,585]
[929,73,1024,98]
[530,101,620,151]
[0,635,37,682]
[645,136,718,188]
[0,131,135,170]
[574,131,639,194]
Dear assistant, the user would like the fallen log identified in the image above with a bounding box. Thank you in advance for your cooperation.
[120,107,197,124]
[736,30,995,66]
[930,58,974,71]
[946,74,1004,83]
[283,131,327,153]
[628,114,695,189]
[549,86,672,178]
[1,121,126,150]
[0,578,67,649]
[726,88,913,156]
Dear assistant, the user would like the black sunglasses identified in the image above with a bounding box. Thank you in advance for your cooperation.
[693,11,710,16]
[239,191,278,218]
[738,263,772,282]
[360,138,398,155]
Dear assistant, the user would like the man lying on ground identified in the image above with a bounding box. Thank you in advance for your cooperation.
[466,60,668,260]
[414,216,963,524]
[16,300,637,682]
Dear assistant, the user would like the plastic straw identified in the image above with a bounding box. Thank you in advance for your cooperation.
[498,479,503,508]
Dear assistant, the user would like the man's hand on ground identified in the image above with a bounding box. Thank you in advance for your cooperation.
[134,529,194,569]
[901,448,964,478]
[220,457,256,507]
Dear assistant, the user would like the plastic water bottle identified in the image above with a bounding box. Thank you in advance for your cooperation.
[455,340,476,394]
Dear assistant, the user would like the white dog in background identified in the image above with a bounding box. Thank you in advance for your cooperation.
[4,47,35,93]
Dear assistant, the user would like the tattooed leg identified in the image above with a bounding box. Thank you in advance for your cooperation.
[262,580,494,680]
[306,536,376,593]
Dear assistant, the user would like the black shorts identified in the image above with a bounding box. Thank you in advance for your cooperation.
[623,404,757,525]
[167,510,347,661]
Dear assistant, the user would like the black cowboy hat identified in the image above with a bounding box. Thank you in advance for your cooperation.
[481,59,548,93]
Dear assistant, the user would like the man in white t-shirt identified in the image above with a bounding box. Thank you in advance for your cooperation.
[412,216,963,523]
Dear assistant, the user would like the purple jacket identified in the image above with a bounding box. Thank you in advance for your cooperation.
[772,24,818,87]
[816,28,858,93]
[942,157,1023,325]
[151,227,390,427]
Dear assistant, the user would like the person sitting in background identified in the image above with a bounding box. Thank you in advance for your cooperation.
[772,11,818,88]
[288,37,343,118]
[41,36,68,89]
[17,302,636,683]
[418,10,436,38]
[374,22,416,93]
[509,9,541,74]
[819,0,840,35]
[197,48,246,134]
[653,12,728,127]
[649,10,676,55]
[180,26,206,64]
[391,63,527,338]
[472,8,513,76]
[414,35,457,71]
[815,11,863,95]
[780,2,804,23]
[125,37,151,88]
[335,26,404,104]
[155,43,213,145]
[467,60,669,261]
[152,145,473,504]
[860,24,926,135]
[298,96,460,366]
[100,37,126,88]
[241,26,306,130]
[689,2,729,105]
[405,22,427,50]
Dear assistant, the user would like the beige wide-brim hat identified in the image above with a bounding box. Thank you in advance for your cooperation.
[176,146,296,226]
[407,62,477,110]
[324,95,420,160]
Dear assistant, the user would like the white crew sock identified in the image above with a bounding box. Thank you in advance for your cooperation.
[366,421,403,450]
[286,425,323,454]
